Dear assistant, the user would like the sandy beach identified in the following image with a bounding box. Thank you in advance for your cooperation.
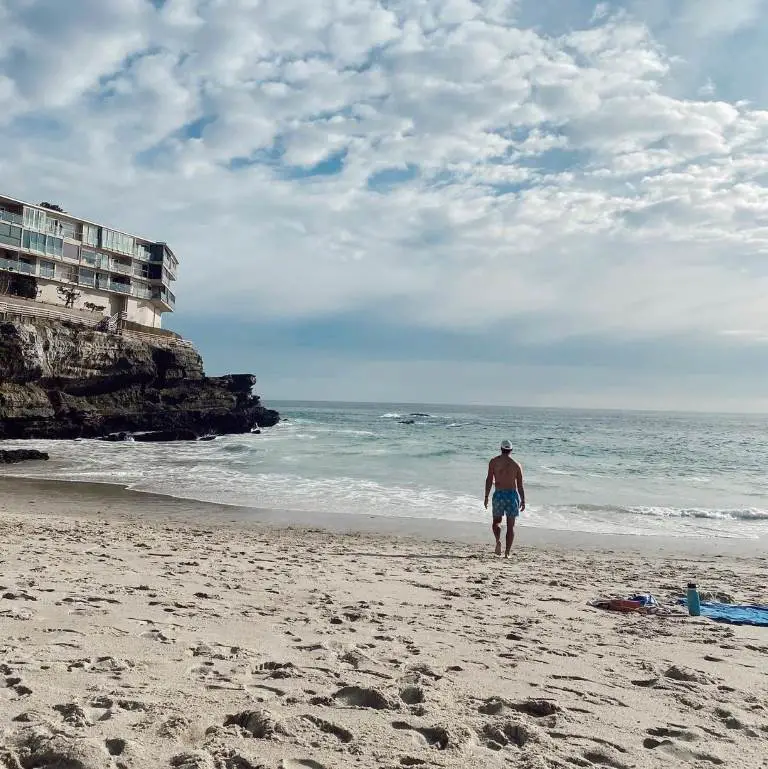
[0,477,766,768]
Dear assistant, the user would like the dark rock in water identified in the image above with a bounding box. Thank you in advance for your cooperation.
[409,412,431,417]
[198,435,217,442]
[100,432,131,442]
[132,429,199,442]
[399,419,416,425]
[0,449,49,464]
[0,319,279,440]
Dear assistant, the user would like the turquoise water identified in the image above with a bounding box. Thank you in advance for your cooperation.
[5,402,768,540]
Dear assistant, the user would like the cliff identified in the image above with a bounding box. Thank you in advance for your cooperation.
[0,319,279,440]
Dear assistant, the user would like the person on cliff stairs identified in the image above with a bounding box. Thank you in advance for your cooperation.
[484,439,525,557]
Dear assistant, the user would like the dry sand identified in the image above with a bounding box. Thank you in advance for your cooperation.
[0,477,766,768]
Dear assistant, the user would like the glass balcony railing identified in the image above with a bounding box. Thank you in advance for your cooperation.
[0,257,35,274]
[131,285,152,299]
[0,208,23,226]
[151,287,175,307]
[109,281,131,294]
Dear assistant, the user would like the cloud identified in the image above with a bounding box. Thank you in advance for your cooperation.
[1,0,768,405]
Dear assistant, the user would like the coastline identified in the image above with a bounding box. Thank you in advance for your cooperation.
[1,474,765,557]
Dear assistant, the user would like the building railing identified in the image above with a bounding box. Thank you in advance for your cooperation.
[0,297,103,327]
[4,241,176,307]
[132,285,152,299]
[0,296,194,348]
[0,208,23,226]
[0,256,35,274]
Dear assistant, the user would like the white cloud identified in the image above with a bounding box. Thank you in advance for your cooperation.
[1,0,768,357]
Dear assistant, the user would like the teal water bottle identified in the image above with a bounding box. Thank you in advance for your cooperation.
[687,583,701,617]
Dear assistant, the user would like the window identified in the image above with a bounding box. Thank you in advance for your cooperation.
[45,236,63,257]
[0,207,22,226]
[101,229,134,255]
[23,230,45,252]
[0,222,22,247]
[39,260,55,279]
[78,268,96,287]
[82,224,99,247]
[134,242,150,261]
[81,248,104,268]
[23,231,61,255]
[46,217,74,238]
[23,207,47,232]
[62,242,79,260]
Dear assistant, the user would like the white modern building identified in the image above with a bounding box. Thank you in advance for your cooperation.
[0,192,178,328]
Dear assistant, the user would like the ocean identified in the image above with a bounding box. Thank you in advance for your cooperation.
[4,401,768,540]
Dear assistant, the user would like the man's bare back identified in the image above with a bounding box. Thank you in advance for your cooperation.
[488,454,523,492]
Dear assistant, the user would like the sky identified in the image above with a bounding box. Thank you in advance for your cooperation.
[2,0,768,411]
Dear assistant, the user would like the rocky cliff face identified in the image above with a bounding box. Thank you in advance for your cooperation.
[0,319,279,439]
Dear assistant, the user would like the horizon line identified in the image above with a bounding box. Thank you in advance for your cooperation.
[261,398,768,418]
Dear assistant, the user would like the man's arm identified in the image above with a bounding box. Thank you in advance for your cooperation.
[484,461,494,509]
[517,463,526,511]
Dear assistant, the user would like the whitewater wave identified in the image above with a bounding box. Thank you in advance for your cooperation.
[574,503,768,522]
[630,505,768,522]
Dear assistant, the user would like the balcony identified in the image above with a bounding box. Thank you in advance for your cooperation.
[131,284,152,300]
[110,260,132,275]
[151,287,175,308]
[0,208,23,226]
[0,256,35,274]
[109,280,131,294]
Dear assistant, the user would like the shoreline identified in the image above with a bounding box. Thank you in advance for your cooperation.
[1,474,765,557]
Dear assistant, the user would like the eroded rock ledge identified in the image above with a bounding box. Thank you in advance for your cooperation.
[0,319,279,440]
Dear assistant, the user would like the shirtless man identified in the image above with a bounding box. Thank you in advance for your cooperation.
[484,439,526,557]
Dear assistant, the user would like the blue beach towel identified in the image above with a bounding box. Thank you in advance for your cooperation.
[678,599,768,627]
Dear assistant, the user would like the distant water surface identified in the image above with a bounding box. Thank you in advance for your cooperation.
[4,402,768,540]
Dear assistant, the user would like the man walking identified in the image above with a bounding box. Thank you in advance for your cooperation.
[484,439,525,557]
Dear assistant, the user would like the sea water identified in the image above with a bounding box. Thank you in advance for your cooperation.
[4,402,768,540]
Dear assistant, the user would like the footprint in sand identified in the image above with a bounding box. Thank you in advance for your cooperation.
[481,720,535,749]
[54,703,90,727]
[333,685,394,710]
[392,721,450,750]
[224,709,278,738]
[646,725,698,742]
[643,737,725,765]
[170,751,215,769]
[399,686,425,705]
[105,738,126,756]
[301,715,354,743]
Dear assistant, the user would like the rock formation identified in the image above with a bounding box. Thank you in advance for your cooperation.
[0,318,279,440]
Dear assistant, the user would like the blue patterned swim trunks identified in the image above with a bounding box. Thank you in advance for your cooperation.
[492,489,521,519]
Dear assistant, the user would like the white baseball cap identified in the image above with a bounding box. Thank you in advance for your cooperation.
[500,439,512,451]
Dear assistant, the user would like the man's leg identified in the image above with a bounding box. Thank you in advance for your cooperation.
[492,517,502,555]
[504,517,516,557]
